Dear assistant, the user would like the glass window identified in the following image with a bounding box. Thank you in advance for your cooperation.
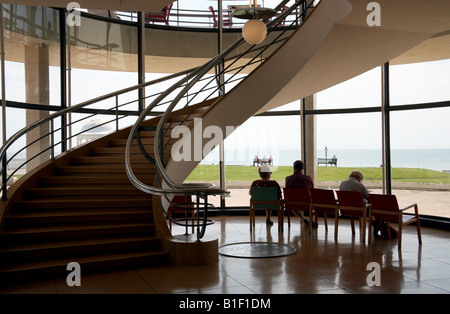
[315,112,383,192]
[224,115,301,207]
[3,5,61,106]
[390,60,450,105]
[2,5,61,173]
[390,107,450,219]
[316,67,381,110]
[389,60,450,219]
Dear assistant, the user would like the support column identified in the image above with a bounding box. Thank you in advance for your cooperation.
[218,0,226,209]
[301,95,317,183]
[25,42,50,171]
[138,11,145,112]
[381,62,391,195]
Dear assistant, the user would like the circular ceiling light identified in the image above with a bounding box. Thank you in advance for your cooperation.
[242,19,267,45]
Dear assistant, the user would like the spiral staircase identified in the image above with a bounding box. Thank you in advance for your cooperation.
[1,0,447,286]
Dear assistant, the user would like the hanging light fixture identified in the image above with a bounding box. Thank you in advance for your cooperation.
[242,19,267,44]
[232,0,276,45]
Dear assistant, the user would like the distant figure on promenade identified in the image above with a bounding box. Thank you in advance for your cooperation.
[285,160,316,227]
[339,170,369,204]
[249,164,282,226]
[253,155,259,166]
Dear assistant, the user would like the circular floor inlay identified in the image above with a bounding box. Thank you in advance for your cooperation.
[218,242,297,258]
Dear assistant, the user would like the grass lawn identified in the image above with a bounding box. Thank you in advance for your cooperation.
[186,165,450,184]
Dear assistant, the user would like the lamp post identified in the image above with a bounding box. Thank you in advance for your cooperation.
[325,146,328,166]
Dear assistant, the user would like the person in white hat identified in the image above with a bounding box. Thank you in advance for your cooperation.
[249,163,282,225]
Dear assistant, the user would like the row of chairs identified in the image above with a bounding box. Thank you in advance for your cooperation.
[250,187,422,249]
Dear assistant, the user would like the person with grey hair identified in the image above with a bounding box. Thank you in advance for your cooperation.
[339,170,369,203]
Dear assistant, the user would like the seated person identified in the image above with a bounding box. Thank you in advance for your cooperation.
[249,164,281,225]
[340,170,383,237]
[285,160,316,227]
[339,170,369,204]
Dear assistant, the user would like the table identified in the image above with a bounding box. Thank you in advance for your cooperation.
[231,6,277,20]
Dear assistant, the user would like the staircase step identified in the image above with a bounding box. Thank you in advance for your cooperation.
[72,156,150,165]
[24,186,148,198]
[91,147,145,155]
[0,250,169,284]
[0,236,162,265]
[39,176,154,186]
[4,210,153,228]
[13,198,152,210]
[109,138,175,147]
[56,165,155,175]
[0,223,155,244]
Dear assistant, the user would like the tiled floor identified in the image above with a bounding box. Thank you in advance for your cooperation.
[1,215,449,294]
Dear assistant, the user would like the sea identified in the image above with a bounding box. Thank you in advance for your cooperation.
[202,148,450,172]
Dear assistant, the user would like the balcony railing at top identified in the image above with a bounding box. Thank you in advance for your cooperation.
[85,4,310,29]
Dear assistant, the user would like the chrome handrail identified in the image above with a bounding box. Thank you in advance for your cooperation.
[125,0,316,229]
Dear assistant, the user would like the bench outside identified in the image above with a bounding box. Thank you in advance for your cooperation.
[317,158,337,166]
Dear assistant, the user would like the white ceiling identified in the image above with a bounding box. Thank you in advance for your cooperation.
[0,0,174,12]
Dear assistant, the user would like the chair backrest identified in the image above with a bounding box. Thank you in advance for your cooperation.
[283,187,311,212]
[209,6,217,23]
[251,187,279,210]
[368,193,400,222]
[169,195,193,214]
[336,190,366,217]
[164,3,173,19]
[310,188,338,214]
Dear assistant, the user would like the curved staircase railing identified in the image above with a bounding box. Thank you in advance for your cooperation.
[0,0,317,240]
[125,0,317,239]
